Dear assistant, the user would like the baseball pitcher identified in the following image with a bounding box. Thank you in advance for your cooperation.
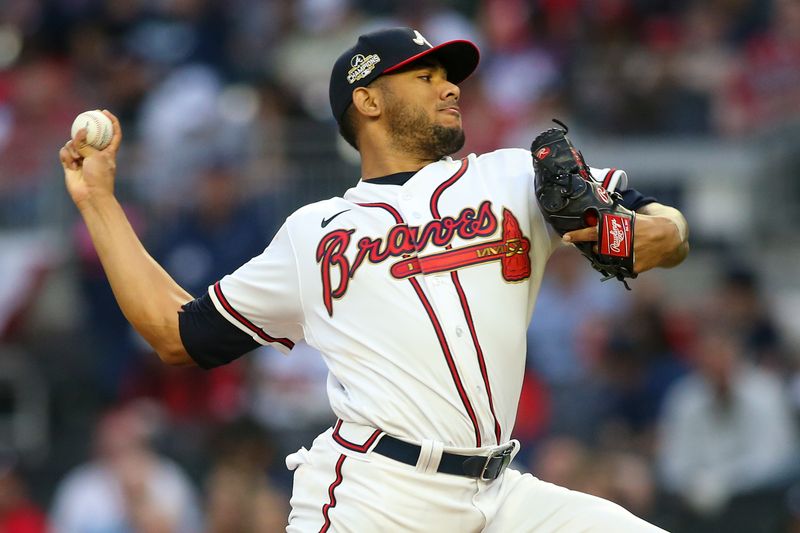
[60,28,688,532]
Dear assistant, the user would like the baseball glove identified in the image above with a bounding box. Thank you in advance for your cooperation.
[531,120,637,287]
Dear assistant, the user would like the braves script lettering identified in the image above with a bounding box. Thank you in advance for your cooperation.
[316,201,498,315]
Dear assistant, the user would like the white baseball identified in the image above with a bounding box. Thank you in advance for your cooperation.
[71,110,113,150]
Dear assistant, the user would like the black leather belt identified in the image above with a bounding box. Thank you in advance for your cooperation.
[372,435,514,481]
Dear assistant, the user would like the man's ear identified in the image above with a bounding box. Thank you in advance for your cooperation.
[352,86,382,119]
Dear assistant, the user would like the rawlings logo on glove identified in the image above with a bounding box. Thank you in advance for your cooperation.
[531,120,637,287]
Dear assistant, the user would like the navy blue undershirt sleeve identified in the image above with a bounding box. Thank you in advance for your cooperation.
[179,292,261,369]
[619,188,657,212]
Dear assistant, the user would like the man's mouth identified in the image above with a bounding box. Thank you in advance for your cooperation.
[439,106,461,116]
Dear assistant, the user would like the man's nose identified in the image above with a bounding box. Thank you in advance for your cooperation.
[442,80,460,101]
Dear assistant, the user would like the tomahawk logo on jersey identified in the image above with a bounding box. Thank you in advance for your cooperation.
[315,199,531,316]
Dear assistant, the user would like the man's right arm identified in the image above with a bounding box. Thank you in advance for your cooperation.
[59,111,194,366]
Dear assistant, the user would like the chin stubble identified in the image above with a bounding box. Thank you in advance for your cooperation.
[385,93,465,159]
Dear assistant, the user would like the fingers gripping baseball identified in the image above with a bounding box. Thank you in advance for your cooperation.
[60,110,122,208]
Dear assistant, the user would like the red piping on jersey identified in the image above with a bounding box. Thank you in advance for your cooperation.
[430,159,469,216]
[213,282,295,350]
[602,167,617,190]
[332,419,382,452]
[430,159,502,445]
[356,202,404,223]
[449,273,502,444]
[319,454,346,533]
[360,201,482,447]
[408,276,482,446]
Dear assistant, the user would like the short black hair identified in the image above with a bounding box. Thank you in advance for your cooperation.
[339,104,359,151]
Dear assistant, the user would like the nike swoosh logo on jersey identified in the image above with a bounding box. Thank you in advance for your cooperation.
[321,209,351,228]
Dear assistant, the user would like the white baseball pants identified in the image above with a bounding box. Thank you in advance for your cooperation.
[286,426,666,532]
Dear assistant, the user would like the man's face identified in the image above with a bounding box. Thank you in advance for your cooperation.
[377,60,465,159]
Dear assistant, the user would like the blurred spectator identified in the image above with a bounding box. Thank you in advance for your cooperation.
[114,155,287,457]
[471,0,560,147]
[414,2,482,47]
[529,435,591,490]
[657,323,798,531]
[0,457,46,533]
[710,263,787,370]
[246,342,333,459]
[720,0,800,135]
[204,416,288,533]
[575,450,658,524]
[479,0,559,121]
[134,64,228,211]
[0,231,58,340]
[530,436,659,525]
[151,158,280,298]
[0,58,82,226]
[224,1,291,78]
[123,358,247,425]
[121,0,231,69]
[49,401,203,533]
[123,157,283,417]
[272,0,366,121]
[670,2,737,134]
[600,280,689,437]
[526,247,628,441]
[459,82,516,154]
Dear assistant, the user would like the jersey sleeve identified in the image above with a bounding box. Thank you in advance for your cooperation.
[179,293,261,369]
[206,222,304,354]
[619,188,657,211]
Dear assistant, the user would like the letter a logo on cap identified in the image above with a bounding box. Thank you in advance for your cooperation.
[412,30,432,48]
[347,53,381,83]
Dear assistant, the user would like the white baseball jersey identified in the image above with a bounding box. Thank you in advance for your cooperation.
[207,148,559,448]
[183,150,665,532]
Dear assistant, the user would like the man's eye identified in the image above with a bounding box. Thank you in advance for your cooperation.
[419,75,431,81]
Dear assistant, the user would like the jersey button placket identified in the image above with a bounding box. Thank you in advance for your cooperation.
[399,190,487,442]
[425,276,489,443]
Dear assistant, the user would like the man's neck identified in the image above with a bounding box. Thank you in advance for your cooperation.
[359,148,438,181]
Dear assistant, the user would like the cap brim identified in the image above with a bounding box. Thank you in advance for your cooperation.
[383,40,480,84]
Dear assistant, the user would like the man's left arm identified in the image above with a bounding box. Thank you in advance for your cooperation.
[632,202,689,272]
[562,197,690,275]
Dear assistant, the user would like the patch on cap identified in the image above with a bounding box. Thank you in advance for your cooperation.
[347,53,381,84]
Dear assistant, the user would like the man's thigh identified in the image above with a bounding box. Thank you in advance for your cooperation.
[286,432,485,532]
[483,468,667,533]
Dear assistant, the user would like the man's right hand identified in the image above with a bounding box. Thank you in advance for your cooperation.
[57,109,193,366]
[59,109,122,209]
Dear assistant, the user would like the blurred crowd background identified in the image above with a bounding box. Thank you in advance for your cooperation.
[1,0,800,532]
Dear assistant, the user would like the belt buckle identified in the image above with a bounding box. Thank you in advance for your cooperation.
[479,442,515,481]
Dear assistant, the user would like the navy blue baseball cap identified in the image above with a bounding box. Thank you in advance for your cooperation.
[329,27,480,124]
